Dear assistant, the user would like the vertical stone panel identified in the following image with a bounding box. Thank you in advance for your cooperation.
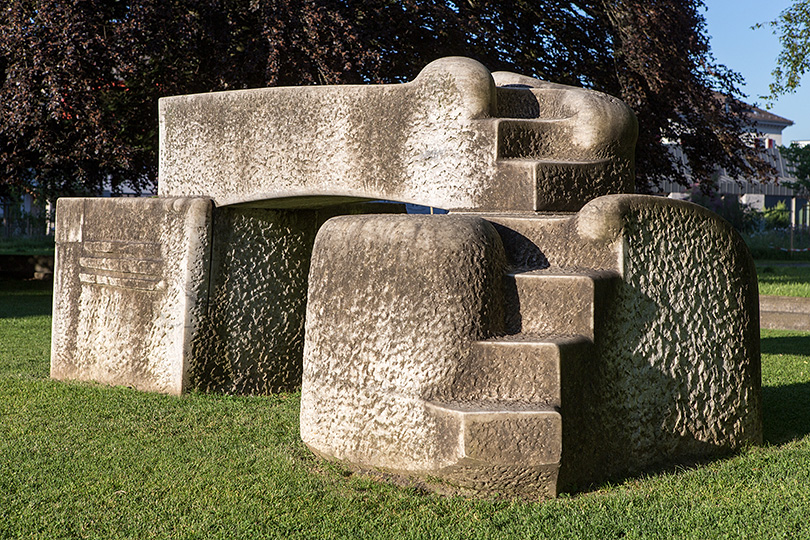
[189,202,405,395]
[189,207,321,394]
[50,197,213,395]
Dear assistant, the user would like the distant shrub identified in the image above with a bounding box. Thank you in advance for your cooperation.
[742,228,810,260]
[688,188,761,233]
[764,201,791,230]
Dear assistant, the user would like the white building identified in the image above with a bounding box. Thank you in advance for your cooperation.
[661,102,807,223]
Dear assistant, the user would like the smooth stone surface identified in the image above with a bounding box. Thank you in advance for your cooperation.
[760,295,810,330]
[159,57,636,212]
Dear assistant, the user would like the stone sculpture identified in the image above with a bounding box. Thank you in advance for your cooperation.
[301,198,761,497]
[50,57,761,498]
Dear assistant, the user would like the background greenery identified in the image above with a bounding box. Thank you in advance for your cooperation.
[757,262,810,297]
[0,237,55,256]
[1,280,809,539]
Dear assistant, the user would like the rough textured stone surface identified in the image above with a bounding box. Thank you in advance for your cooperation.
[160,57,636,212]
[585,195,762,484]
[301,215,507,472]
[300,195,761,497]
[51,197,212,395]
[189,207,320,394]
[190,202,402,395]
[483,195,761,489]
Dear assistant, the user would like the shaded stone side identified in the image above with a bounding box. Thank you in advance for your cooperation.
[454,195,761,494]
[190,202,405,395]
[188,207,320,395]
[50,197,213,395]
[300,214,507,472]
[567,195,762,488]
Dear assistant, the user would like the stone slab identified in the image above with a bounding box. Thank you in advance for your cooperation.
[159,57,636,212]
[760,295,810,330]
[189,201,404,394]
[50,197,212,395]
[300,214,508,473]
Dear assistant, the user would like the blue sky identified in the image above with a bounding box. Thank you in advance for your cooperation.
[703,0,809,142]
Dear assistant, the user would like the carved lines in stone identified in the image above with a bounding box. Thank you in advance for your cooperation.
[78,241,164,291]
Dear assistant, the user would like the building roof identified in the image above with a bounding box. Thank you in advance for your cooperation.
[747,104,794,127]
[713,92,794,128]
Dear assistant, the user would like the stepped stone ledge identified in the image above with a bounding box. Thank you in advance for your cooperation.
[49,57,761,500]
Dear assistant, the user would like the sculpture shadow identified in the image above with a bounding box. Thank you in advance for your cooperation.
[572,379,810,495]
[565,356,749,495]
[762,383,810,445]
[760,333,810,356]
[489,222,549,271]
[759,333,810,444]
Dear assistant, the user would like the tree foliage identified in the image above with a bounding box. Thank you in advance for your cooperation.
[781,142,810,195]
[0,0,772,200]
[759,0,810,101]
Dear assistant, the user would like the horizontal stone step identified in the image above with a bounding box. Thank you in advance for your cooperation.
[497,120,578,160]
[426,401,561,466]
[506,269,617,338]
[760,295,810,330]
[464,212,621,271]
[453,211,571,269]
[449,334,591,405]
[760,294,810,314]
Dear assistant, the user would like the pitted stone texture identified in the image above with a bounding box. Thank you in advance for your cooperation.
[50,197,212,395]
[190,203,404,395]
[474,196,762,489]
[583,196,762,483]
[189,207,319,395]
[300,215,507,472]
[160,57,636,212]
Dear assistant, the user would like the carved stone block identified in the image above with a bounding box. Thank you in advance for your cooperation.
[51,197,212,395]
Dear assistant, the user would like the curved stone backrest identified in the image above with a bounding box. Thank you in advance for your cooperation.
[159,57,637,212]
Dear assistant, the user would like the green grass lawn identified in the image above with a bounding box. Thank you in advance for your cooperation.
[756,261,810,298]
[0,236,55,256]
[2,280,809,539]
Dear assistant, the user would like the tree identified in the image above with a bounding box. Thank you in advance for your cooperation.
[0,1,138,200]
[758,0,810,101]
[781,142,810,194]
[0,0,773,200]
[455,0,770,191]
